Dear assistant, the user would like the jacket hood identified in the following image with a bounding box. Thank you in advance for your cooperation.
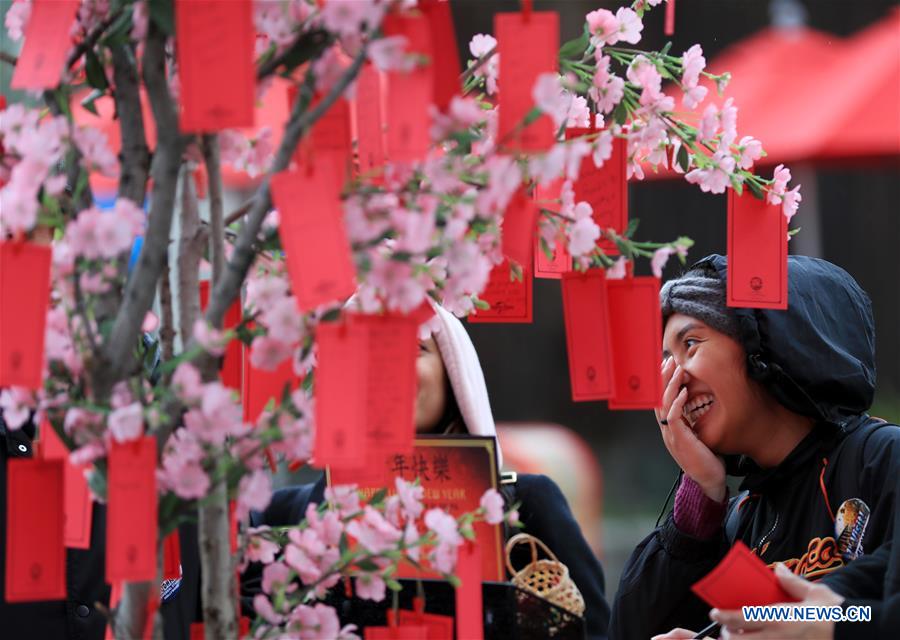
[430,303,502,466]
[694,254,876,425]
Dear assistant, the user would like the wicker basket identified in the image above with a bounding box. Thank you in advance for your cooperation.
[505,532,585,618]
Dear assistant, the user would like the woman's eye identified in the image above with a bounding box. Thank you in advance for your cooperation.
[418,343,428,353]
[685,338,699,349]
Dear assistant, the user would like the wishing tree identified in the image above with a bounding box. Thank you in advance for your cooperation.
[0,0,801,637]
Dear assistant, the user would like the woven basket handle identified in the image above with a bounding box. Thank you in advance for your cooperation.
[505,532,560,576]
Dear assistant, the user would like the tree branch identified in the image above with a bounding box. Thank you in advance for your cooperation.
[95,20,185,399]
[159,245,176,366]
[256,29,331,80]
[111,42,151,204]
[177,168,204,345]
[0,51,17,67]
[199,480,236,640]
[202,135,226,284]
[65,8,124,70]
[224,199,253,226]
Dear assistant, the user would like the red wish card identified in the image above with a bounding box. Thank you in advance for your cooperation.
[692,542,798,610]
[106,437,158,583]
[0,241,52,389]
[330,435,504,582]
[398,598,454,640]
[421,0,461,111]
[271,167,358,311]
[42,424,94,550]
[568,129,628,254]
[5,457,66,602]
[242,350,298,424]
[365,611,427,640]
[314,321,368,470]
[468,261,533,324]
[176,0,255,132]
[727,190,788,310]
[607,276,663,409]
[199,280,243,391]
[163,532,181,580]
[312,96,353,182]
[495,12,559,153]
[501,188,537,268]
[455,541,484,640]
[561,270,615,401]
[10,0,79,90]
[354,64,387,176]
[533,180,570,279]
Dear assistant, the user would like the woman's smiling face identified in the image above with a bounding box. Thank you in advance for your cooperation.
[662,313,758,454]
[415,336,448,433]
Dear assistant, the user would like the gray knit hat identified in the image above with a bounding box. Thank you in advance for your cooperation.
[659,264,740,339]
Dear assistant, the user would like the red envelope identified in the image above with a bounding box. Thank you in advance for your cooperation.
[271,167,358,311]
[0,241,52,389]
[106,437,158,583]
[567,128,628,255]
[290,86,354,183]
[199,280,243,391]
[692,542,798,610]
[10,0,79,90]
[365,624,428,640]
[37,428,94,556]
[727,190,788,310]
[501,188,537,268]
[607,276,663,409]
[5,457,66,601]
[561,270,615,401]
[355,64,387,176]
[533,180,570,279]
[455,541,484,640]
[398,598,454,640]
[163,532,181,580]
[241,349,298,424]
[468,262,533,324]
[495,12,559,153]
[176,0,255,132]
[421,0,462,110]
[314,321,368,470]
[384,14,434,163]
[189,623,204,640]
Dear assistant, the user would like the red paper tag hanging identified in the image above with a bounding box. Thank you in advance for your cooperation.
[189,623,204,640]
[501,188,538,268]
[199,280,243,391]
[468,261,533,324]
[314,321,368,470]
[290,86,354,183]
[106,437,158,583]
[455,541,484,640]
[354,63,387,176]
[727,190,788,310]
[692,542,798,610]
[5,457,66,601]
[241,349,298,424]
[271,167,358,312]
[41,423,93,549]
[607,276,663,409]
[163,532,181,580]
[176,0,255,132]
[398,597,454,639]
[561,270,615,401]
[0,241,52,389]
[495,11,559,153]
[421,0,462,110]
[567,128,628,254]
[383,14,434,163]
[10,0,79,90]
[533,180,570,279]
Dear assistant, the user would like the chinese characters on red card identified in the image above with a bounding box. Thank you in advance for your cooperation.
[607,276,662,409]
[561,270,615,401]
[10,0,79,90]
[468,262,533,324]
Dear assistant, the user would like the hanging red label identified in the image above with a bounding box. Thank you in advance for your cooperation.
[242,348,298,424]
[271,167,358,312]
[607,276,663,409]
[727,190,788,309]
[354,64,387,176]
[10,0,79,90]
[106,437,158,583]
[561,270,615,401]
[421,0,462,111]
[501,188,538,269]
[568,129,628,254]
[455,541,484,640]
[0,241,52,389]
[176,0,255,132]
[398,597,454,639]
[5,457,66,601]
[199,280,243,391]
[692,541,798,610]
[468,262,533,324]
[495,12,559,153]
[533,180,570,279]
[384,15,434,163]
[163,532,181,580]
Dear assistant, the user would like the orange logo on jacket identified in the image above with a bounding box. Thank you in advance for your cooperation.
[762,537,844,579]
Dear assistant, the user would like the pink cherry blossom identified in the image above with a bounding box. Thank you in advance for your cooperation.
[767,164,792,204]
[246,531,280,565]
[566,206,601,258]
[72,127,118,177]
[468,34,498,95]
[368,35,413,73]
[615,7,643,45]
[651,247,676,278]
[130,0,147,41]
[305,504,343,547]
[394,477,424,521]
[260,560,291,593]
[736,136,764,170]
[4,0,31,41]
[354,573,386,601]
[782,184,802,222]
[606,256,627,280]
[681,44,706,89]
[325,485,361,517]
[424,508,462,546]
[684,150,735,194]
[290,603,345,639]
[108,402,143,442]
[236,469,273,521]
[0,387,34,429]
[319,0,383,38]
[254,594,284,625]
[172,362,203,404]
[586,9,619,46]
[260,296,304,344]
[193,319,228,356]
[479,489,504,525]
[345,506,402,554]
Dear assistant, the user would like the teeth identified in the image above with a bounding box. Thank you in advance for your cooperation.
[683,396,714,424]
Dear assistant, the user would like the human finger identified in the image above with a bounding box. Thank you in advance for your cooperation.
[660,364,685,422]
[650,629,698,640]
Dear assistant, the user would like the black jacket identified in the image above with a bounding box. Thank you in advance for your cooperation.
[245,472,611,639]
[610,255,900,639]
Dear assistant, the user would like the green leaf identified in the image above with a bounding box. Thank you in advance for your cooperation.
[149,0,174,35]
[473,297,490,311]
[676,145,691,173]
[730,176,744,196]
[320,308,342,323]
[747,179,765,200]
[660,42,673,57]
[356,559,379,572]
[624,218,640,239]
[386,579,403,592]
[80,89,105,116]
[559,30,589,60]
[85,49,109,91]
[788,226,801,237]
[612,101,628,126]
[369,488,388,506]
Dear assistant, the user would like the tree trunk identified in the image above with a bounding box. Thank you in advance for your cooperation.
[199,480,237,640]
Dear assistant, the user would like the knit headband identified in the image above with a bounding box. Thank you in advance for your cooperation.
[659,266,740,339]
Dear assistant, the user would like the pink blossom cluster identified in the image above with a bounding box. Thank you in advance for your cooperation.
[253,0,311,57]
[219,128,275,178]
[64,199,145,261]
[586,6,643,47]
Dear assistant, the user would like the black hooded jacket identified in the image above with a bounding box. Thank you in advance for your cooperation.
[610,255,900,639]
